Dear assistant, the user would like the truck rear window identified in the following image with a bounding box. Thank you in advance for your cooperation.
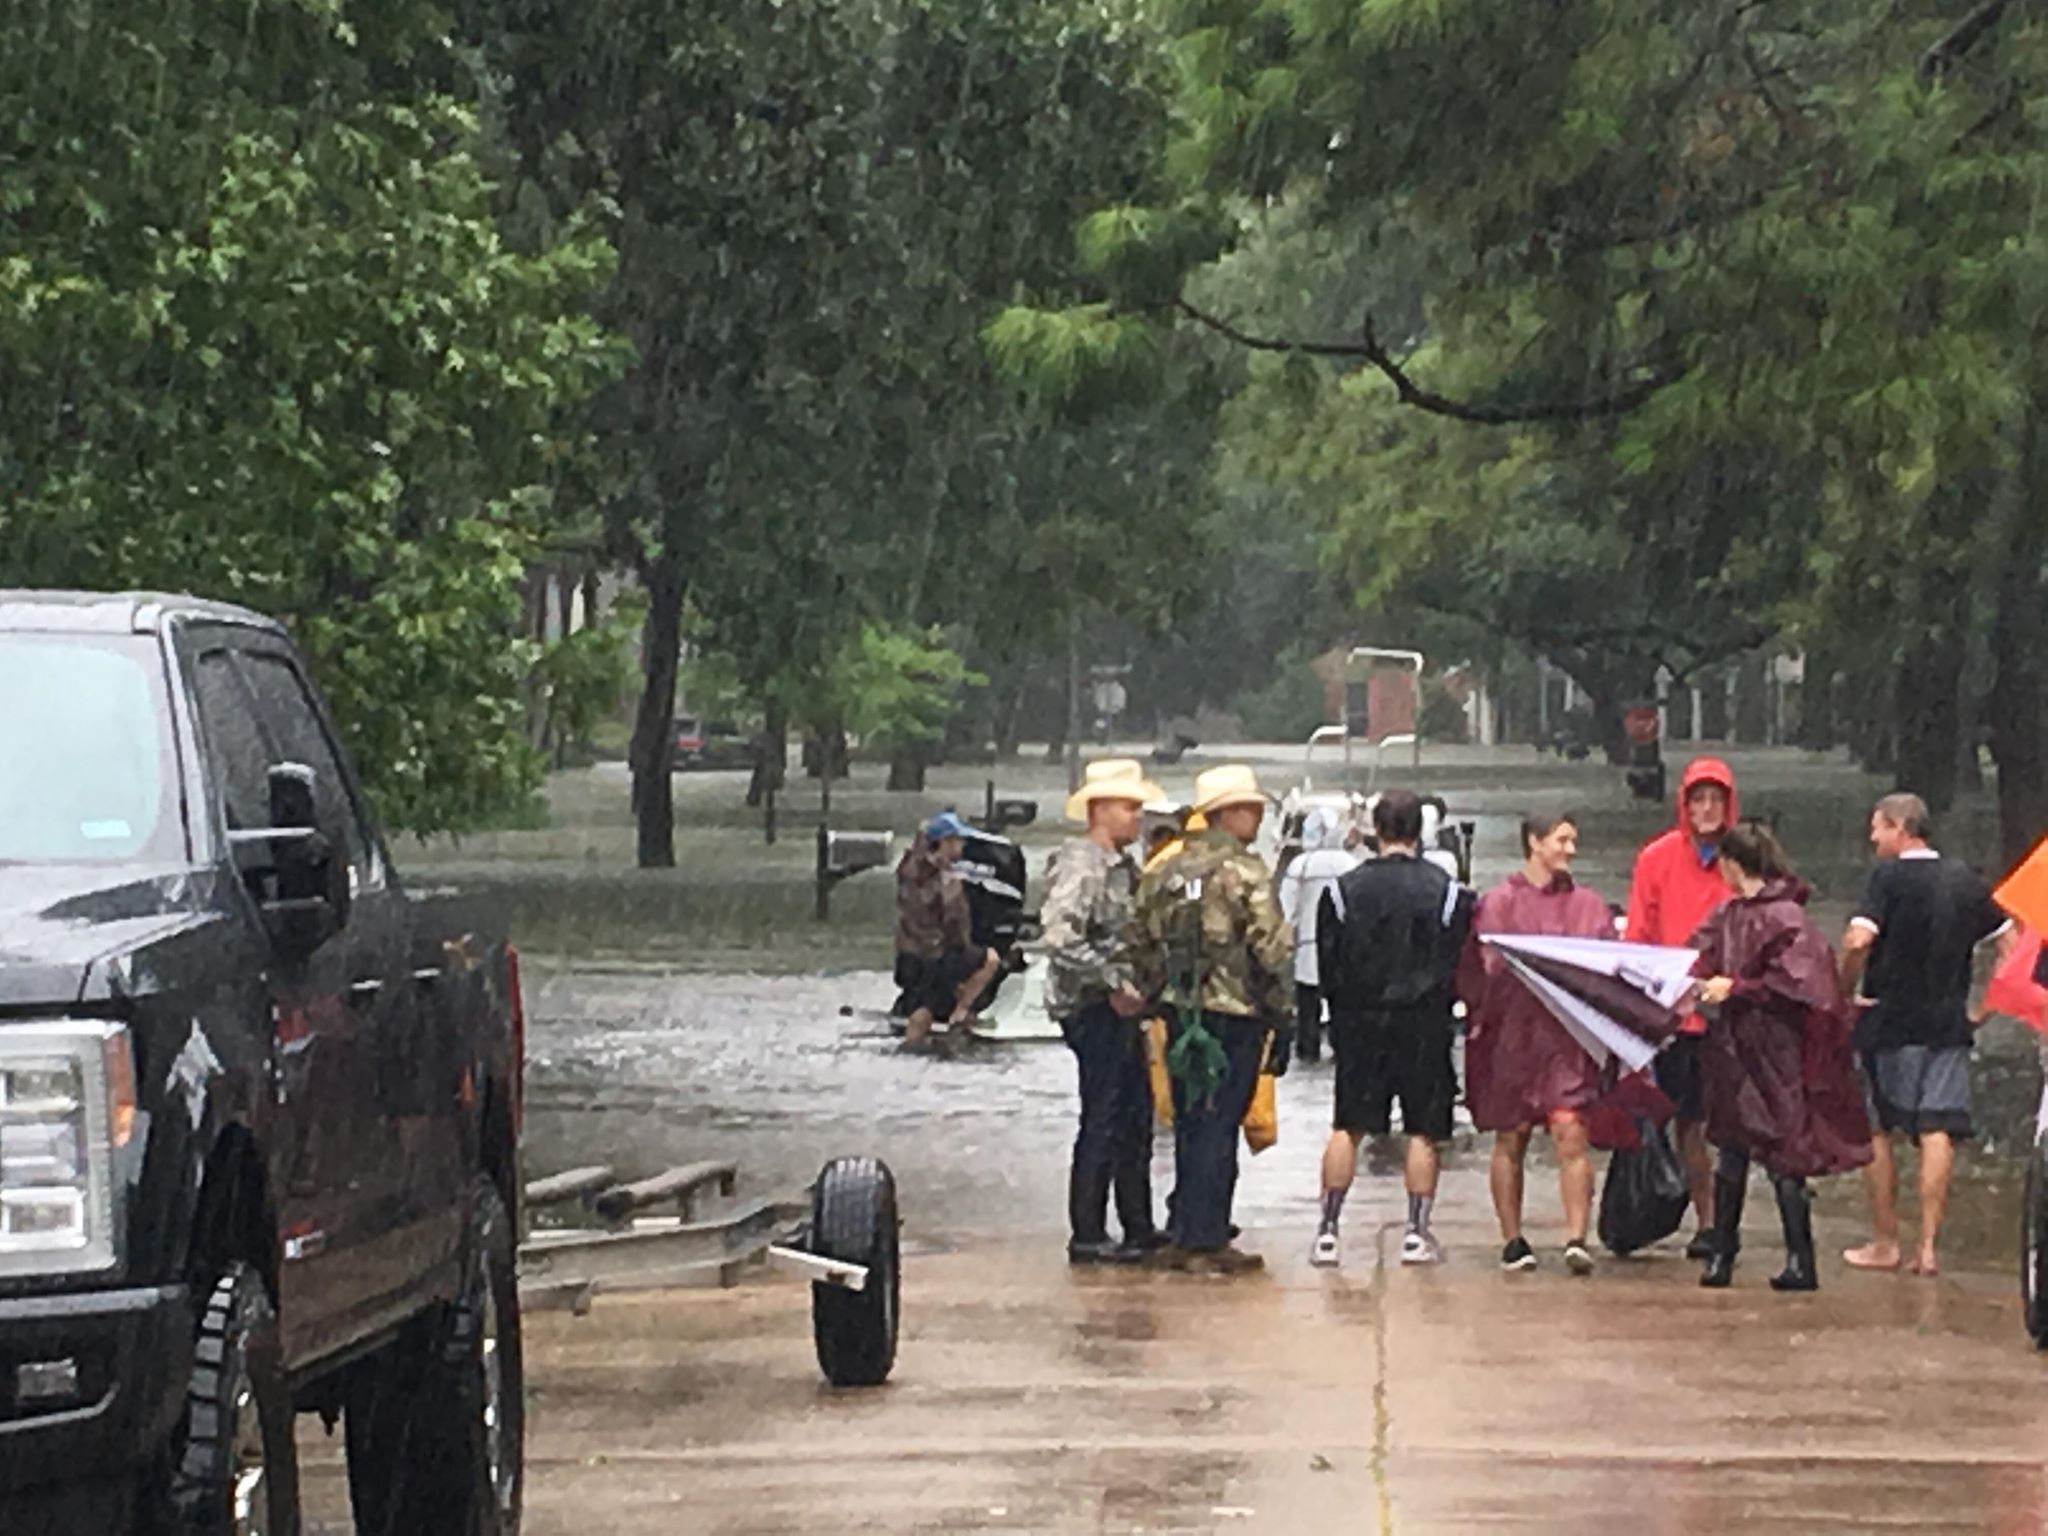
[0,637,177,863]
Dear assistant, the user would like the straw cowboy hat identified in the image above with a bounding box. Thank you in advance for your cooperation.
[1065,758,1166,822]
[1192,764,1271,817]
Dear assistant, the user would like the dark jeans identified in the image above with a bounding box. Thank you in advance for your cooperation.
[1062,1003,1156,1245]
[1296,983,1324,1059]
[1167,1011,1269,1251]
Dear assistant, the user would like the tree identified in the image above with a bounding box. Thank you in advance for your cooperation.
[464,0,1193,861]
[993,0,2048,855]
[2,0,619,835]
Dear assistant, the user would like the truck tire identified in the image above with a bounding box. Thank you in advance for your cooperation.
[346,1180,523,1535]
[810,1157,900,1387]
[169,1263,300,1535]
[2024,1132,2048,1349]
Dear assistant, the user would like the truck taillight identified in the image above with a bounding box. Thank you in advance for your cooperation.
[505,945,525,1136]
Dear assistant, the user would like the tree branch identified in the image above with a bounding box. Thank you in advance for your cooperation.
[1919,0,2011,82]
[1172,298,1682,425]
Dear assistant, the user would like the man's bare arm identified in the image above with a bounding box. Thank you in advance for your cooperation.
[1839,921,1876,1000]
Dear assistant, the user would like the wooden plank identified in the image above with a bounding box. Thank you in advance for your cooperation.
[524,1166,617,1207]
[593,1160,738,1222]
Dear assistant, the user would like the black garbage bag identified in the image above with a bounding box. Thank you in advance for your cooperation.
[1597,1118,1689,1256]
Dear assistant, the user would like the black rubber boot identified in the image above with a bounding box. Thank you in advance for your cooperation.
[1068,1164,1111,1255]
[1700,1152,1747,1289]
[1769,1175,1818,1292]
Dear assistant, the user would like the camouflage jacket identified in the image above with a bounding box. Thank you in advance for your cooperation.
[1125,826,1293,1023]
[1039,837,1138,1021]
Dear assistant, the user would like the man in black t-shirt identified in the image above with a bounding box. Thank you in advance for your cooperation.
[1839,793,2014,1277]
[1309,791,1475,1269]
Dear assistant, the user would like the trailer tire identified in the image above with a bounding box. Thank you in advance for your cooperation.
[2023,1132,2048,1349]
[346,1180,523,1535]
[810,1157,900,1387]
[167,1263,300,1535]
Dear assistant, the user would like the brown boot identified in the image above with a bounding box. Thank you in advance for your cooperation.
[1203,1245,1266,1276]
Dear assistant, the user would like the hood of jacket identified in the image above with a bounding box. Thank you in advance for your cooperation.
[1675,756,1740,841]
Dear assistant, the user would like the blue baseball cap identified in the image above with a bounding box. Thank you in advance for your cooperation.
[926,810,974,842]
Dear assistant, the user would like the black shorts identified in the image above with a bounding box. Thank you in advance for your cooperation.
[1655,1032,1705,1121]
[894,947,988,1018]
[1331,1011,1457,1142]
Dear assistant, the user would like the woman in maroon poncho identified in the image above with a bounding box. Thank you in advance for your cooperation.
[1462,812,1616,1275]
[1691,821,1872,1292]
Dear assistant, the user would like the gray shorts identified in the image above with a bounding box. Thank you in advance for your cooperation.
[1862,1045,1973,1141]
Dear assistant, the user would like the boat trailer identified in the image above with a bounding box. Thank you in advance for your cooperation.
[518,1155,902,1388]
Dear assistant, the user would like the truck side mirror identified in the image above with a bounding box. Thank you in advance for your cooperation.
[228,763,351,960]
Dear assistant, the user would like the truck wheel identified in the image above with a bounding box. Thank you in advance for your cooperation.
[810,1157,900,1387]
[2024,1133,2048,1349]
[346,1181,523,1535]
[170,1263,300,1535]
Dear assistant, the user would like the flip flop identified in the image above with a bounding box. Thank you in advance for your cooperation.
[1843,1244,1903,1272]
[1909,1254,1941,1277]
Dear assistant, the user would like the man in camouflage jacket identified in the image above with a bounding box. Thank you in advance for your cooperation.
[1041,760,1165,1264]
[1125,764,1293,1272]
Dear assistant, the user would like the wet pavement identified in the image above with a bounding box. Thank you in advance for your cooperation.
[291,745,2048,1531]
[306,1051,2048,1532]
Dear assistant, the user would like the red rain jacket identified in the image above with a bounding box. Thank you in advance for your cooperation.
[1626,757,1739,1035]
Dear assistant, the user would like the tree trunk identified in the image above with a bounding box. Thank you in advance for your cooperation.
[1990,413,2048,869]
[1894,623,1965,815]
[747,695,787,811]
[1064,614,1083,793]
[993,681,1025,759]
[1733,653,1770,747]
[1590,692,1628,766]
[629,551,684,869]
[887,748,929,793]
[1795,649,1839,750]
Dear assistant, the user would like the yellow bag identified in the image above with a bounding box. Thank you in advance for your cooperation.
[1242,1038,1278,1154]
[1145,1017,1174,1127]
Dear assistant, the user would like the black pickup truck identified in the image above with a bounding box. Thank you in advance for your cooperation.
[0,592,525,1534]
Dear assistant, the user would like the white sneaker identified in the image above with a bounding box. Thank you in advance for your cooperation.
[1400,1229,1444,1266]
[1310,1229,1342,1268]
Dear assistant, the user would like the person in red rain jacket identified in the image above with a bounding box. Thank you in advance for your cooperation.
[1625,756,1739,1258]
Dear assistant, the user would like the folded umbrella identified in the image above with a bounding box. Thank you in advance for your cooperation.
[1480,934,1698,1075]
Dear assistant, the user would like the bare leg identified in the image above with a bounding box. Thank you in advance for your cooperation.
[1321,1129,1361,1200]
[1491,1129,1530,1242]
[1405,1136,1440,1199]
[950,949,1002,1026]
[1674,1117,1715,1229]
[1845,1135,1903,1269]
[903,1007,935,1049]
[1552,1112,1593,1244]
[1914,1131,1956,1275]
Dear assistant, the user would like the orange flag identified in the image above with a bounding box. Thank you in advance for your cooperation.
[1997,838,2048,934]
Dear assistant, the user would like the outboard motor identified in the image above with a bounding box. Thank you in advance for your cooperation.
[955,828,1030,1004]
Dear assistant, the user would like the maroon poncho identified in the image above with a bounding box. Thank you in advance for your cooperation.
[1689,877,1872,1178]
[1461,872,1615,1132]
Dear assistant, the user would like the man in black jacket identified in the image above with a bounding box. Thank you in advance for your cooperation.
[1311,790,1475,1268]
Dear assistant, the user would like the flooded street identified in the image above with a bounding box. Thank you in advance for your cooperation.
[300,746,2048,1533]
